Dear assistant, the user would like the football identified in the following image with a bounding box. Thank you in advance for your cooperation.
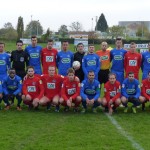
[72,61,81,70]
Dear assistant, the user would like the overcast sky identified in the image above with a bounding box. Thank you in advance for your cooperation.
[0,0,149,32]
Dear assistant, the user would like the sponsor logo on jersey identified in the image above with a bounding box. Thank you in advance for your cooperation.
[7,85,17,90]
[110,91,116,97]
[85,89,96,95]
[114,55,123,60]
[46,56,54,62]
[147,58,150,63]
[30,53,39,58]
[129,60,137,66]
[27,86,36,92]
[47,83,55,89]
[61,58,70,63]
[0,60,6,65]
[126,89,135,95]
[68,88,76,95]
[20,57,24,62]
[101,55,109,61]
[146,89,150,95]
[87,60,96,66]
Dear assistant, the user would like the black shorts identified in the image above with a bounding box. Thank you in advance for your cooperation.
[98,69,110,84]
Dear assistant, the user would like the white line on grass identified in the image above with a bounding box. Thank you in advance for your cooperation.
[105,113,144,150]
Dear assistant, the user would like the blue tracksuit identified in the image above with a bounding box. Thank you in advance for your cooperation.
[57,50,74,76]
[25,45,42,74]
[0,52,11,81]
[110,48,127,84]
[121,78,140,99]
[141,51,150,79]
[82,53,100,80]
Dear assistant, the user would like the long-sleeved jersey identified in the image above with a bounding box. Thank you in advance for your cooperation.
[22,76,44,99]
[25,45,42,74]
[0,52,11,80]
[61,77,80,101]
[141,51,150,79]
[57,50,74,76]
[73,51,85,82]
[2,75,22,95]
[41,74,64,98]
[82,53,100,79]
[96,50,110,70]
[121,78,140,99]
[110,48,127,72]
[124,51,142,79]
[80,79,100,100]
[11,50,28,79]
[141,79,150,100]
[41,48,58,74]
[104,81,121,102]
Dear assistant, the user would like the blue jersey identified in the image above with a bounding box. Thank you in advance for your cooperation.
[2,75,22,95]
[0,52,11,81]
[82,53,100,79]
[57,50,74,76]
[80,79,100,100]
[121,78,140,99]
[0,80,2,94]
[141,51,150,79]
[25,45,42,74]
[110,48,127,72]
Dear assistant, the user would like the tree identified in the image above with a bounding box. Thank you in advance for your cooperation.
[0,22,17,40]
[25,20,43,37]
[58,25,68,38]
[17,16,24,40]
[95,13,108,32]
[69,22,83,32]
[41,28,53,41]
[109,25,125,39]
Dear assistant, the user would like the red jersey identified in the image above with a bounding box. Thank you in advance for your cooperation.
[104,81,121,102]
[141,79,150,100]
[22,76,44,99]
[124,51,141,79]
[41,74,64,98]
[61,77,80,101]
[41,48,58,74]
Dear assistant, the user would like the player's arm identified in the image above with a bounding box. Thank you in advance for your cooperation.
[138,53,142,70]
[104,83,110,101]
[124,53,127,71]
[95,56,100,75]
[121,81,129,98]
[13,78,22,95]
[61,81,68,101]
[37,79,44,100]
[2,78,9,95]
[82,57,88,75]
[80,81,87,101]
[93,82,100,101]
[22,80,28,96]
[134,81,141,99]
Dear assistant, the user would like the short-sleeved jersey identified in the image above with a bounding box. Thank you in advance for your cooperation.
[41,74,64,98]
[124,51,141,79]
[110,48,127,72]
[41,48,58,74]
[121,78,140,99]
[2,75,22,95]
[57,50,74,76]
[80,79,100,100]
[61,77,80,101]
[96,50,110,70]
[141,79,150,100]
[25,45,42,74]
[104,81,121,102]
[22,76,44,99]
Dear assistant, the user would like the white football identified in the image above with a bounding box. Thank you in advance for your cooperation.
[72,61,81,69]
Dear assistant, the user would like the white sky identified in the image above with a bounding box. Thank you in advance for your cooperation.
[0,0,149,32]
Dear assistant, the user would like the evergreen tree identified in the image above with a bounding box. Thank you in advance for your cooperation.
[17,16,24,40]
[95,13,108,32]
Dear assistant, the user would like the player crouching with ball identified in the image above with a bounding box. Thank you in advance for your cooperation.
[59,68,81,112]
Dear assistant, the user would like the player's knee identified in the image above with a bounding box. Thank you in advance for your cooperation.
[76,96,82,102]
[59,98,64,104]
[139,96,145,103]
[102,98,107,106]
[121,96,127,103]
[116,98,121,105]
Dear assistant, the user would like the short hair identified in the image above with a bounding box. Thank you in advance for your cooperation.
[48,65,56,70]
[108,72,116,78]
[130,42,136,46]
[27,66,34,71]
[67,68,75,74]
[101,41,108,45]
[116,37,122,41]
[88,70,95,74]
[77,43,84,47]
[88,44,94,47]
[0,42,5,46]
[31,35,37,39]
[16,40,23,45]
[62,40,69,44]
[9,68,16,72]
[128,72,134,75]
[47,39,53,43]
